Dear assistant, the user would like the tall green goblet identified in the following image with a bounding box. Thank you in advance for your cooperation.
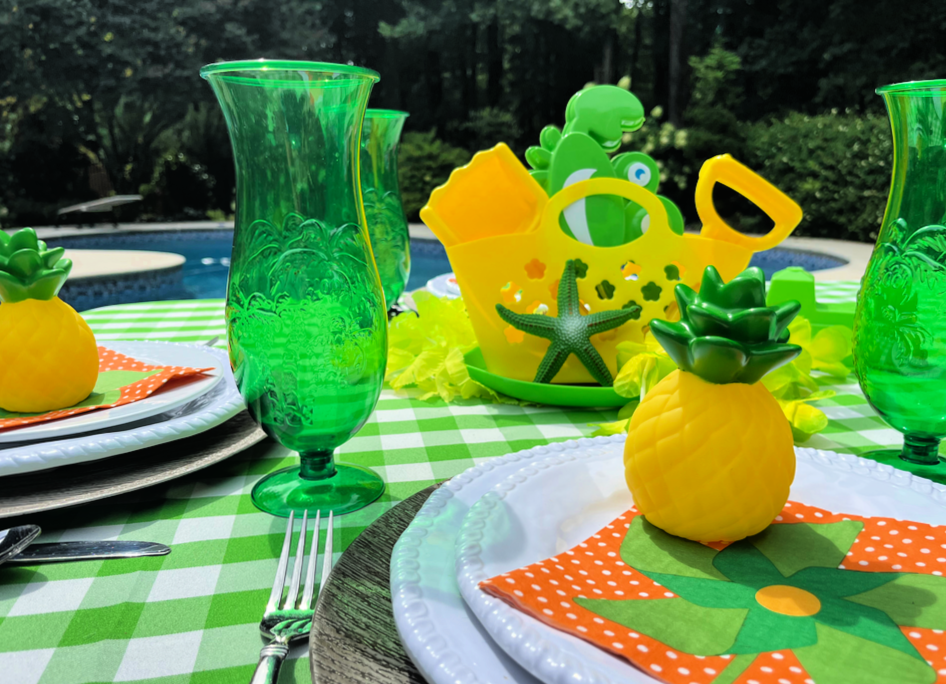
[853,79,946,476]
[201,60,388,516]
[361,109,411,308]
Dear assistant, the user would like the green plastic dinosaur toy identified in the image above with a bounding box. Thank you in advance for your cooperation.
[611,151,685,241]
[525,85,684,246]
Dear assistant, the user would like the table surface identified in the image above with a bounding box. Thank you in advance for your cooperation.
[0,283,901,684]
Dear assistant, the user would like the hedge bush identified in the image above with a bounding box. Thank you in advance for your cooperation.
[746,111,891,242]
[620,108,892,243]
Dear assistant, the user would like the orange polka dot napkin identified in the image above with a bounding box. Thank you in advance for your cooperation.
[480,502,946,684]
[0,347,213,431]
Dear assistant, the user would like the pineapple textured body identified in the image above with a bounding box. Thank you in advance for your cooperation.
[0,297,98,413]
[625,368,795,542]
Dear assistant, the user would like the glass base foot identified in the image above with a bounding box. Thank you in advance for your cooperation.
[251,463,385,517]
[861,448,946,485]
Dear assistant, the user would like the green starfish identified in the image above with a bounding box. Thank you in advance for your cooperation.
[496,260,641,386]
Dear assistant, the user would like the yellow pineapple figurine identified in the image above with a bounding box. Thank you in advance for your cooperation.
[624,265,801,543]
[0,228,98,412]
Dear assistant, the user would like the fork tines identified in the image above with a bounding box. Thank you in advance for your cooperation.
[267,509,334,613]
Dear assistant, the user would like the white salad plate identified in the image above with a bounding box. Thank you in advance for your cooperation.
[425,272,461,299]
[0,341,224,444]
[453,441,946,684]
[0,342,244,477]
[390,434,626,684]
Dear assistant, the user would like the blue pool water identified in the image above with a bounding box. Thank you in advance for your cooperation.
[49,230,846,302]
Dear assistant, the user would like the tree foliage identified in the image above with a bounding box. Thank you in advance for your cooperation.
[1,0,944,237]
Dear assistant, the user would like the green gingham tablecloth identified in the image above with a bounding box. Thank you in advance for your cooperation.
[0,282,905,684]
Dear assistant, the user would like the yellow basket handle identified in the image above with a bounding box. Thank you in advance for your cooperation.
[540,177,672,240]
[695,154,802,253]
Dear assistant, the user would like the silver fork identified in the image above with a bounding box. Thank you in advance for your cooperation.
[250,510,334,684]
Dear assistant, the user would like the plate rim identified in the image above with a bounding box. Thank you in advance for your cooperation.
[312,483,441,684]
[390,434,625,684]
[453,445,946,684]
[0,342,245,477]
[0,341,224,444]
[0,410,265,518]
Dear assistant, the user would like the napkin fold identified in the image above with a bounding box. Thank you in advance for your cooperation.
[0,347,213,431]
[481,501,946,684]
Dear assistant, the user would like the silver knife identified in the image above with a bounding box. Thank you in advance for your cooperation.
[5,540,171,565]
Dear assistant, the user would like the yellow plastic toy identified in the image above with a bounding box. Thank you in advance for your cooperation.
[624,266,801,542]
[0,228,98,413]
[421,145,802,385]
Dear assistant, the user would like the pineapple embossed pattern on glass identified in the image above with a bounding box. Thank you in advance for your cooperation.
[202,60,388,517]
[854,80,946,468]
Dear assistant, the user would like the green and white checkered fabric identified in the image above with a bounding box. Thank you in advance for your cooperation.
[82,281,862,345]
[813,279,861,304]
[85,301,228,346]
[1,283,901,684]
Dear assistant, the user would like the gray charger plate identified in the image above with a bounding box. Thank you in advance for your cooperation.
[0,410,266,519]
[311,484,440,684]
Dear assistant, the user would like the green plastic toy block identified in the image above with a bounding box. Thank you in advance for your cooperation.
[766,267,855,333]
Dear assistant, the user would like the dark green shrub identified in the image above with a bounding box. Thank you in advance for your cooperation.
[173,104,235,214]
[746,111,891,242]
[398,130,472,221]
[457,107,523,154]
[139,152,215,221]
[1,101,93,227]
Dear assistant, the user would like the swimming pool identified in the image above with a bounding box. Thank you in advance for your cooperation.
[48,229,847,304]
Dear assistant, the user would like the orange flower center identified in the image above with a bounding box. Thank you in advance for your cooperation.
[754,585,821,617]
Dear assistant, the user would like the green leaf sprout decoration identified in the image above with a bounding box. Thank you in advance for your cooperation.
[0,228,73,303]
[496,260,641,386]
[651,265,802,385]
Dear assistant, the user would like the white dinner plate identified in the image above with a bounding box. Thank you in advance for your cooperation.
[0,342,244,477]
[454,443,946,684]
[390,434,626,684]
[0,341,223,444]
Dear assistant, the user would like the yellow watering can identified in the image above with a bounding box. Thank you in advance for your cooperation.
[421,145,802,384]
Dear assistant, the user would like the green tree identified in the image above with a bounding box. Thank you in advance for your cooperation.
[0,0,336,221]
[716,0,946,115]
[2,0,195,197]
[380,0,642,145]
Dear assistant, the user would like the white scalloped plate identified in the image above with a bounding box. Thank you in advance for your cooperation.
[454,442,946,684]
[0,342,245,477]
[391,434,627,684]
[0,342,224,444]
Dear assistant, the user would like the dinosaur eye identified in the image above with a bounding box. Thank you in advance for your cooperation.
[627,162,652,187]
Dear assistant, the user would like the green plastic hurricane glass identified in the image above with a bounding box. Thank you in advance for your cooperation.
[201,60,388,516]
[361,109,411,307]
[853,79,946,471]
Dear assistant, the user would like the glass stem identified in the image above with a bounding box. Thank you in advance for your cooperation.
[299,450,338,481]
[900,434,942,465]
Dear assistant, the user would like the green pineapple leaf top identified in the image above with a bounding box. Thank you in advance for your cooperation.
[650,266,801,384]
[0,228,73,303]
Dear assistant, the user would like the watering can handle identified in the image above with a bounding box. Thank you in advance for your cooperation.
[695,154,802,253]
[540,177,672,238]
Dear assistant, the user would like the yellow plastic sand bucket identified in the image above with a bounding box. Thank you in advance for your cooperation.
[421,146,802,384]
